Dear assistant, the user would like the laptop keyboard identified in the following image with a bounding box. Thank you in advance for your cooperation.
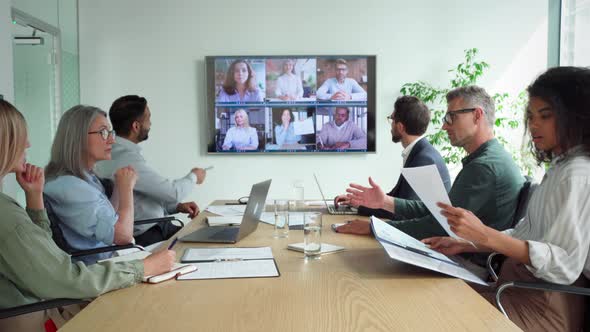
[210,228,239,240]
[329,207,356,215]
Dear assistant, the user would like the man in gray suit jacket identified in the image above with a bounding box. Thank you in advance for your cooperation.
[334,96,451,220]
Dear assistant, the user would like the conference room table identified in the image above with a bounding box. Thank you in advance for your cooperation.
[60,201,520,332]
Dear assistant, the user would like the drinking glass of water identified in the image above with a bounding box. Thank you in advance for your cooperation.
[304,212,322,259]
[274,199,289,238]
[293,179,305,210]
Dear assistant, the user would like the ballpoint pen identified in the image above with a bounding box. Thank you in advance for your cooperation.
[168,237,178,250]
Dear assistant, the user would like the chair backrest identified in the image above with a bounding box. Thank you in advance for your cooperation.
[511,177,536,227]
[98,177,114,198]
[43,193,75,254]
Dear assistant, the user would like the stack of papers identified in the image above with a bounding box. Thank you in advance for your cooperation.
[205,205,246,216]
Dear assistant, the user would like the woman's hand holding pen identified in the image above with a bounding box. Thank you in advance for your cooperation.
[143,249,176,276]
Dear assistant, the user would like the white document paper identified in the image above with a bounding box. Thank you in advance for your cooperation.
[181,247,273,262]
[177,259,279,280]
[207,216,243,226]
[372,217,455,264]
[293,117,315,135]
[205,205,246,216]
[371,217,487,286]
[400,165,459,239]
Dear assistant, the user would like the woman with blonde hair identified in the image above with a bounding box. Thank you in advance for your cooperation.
[275,59,303,101]
[0,100,175,332]
[221,109,259,150]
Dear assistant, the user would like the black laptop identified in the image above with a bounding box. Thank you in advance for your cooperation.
[179,179,271,243]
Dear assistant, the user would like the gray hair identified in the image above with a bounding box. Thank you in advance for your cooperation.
[446,85,495,127]
[45,105,107,181]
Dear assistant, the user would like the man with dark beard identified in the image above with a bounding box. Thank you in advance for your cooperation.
[334,96,451,220]
[95,95,207,246]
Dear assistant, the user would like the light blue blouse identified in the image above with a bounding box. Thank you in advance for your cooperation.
[44,172,119,264]
[274,123,301,145]
[222,126,259,150]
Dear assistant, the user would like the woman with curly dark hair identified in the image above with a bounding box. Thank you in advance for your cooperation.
[424,66,590,332]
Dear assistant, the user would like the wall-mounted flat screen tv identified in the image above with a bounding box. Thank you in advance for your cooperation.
[206,55,376,153]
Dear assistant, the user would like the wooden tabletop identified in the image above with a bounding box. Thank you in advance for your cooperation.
[60,202,520,332]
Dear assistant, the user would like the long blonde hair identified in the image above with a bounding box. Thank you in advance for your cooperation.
[0,100,28,178]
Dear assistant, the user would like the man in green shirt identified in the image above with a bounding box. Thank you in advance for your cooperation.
[337,85,525,239]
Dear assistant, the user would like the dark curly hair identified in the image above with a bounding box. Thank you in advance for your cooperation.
[526,66,590,163]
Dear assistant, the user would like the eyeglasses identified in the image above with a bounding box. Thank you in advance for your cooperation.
[386,115,394,124]
[88,128,116,141]
[443,108,477,125]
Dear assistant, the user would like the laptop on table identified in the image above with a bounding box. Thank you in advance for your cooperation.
[313,174,357,215]
[179,179,271,243]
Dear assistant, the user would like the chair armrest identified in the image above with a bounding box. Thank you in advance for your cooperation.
[495,281,590,318]
[134,217,185,227]
[486,252,505,282]
[0,298,88,319]
[70,244,144,258]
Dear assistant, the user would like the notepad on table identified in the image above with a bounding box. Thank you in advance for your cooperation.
[178,247,279,280]
[143,264,197,283]
[99,250,197,284]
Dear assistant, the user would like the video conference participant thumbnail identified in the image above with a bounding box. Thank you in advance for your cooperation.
[265,58,317,101]
[218,108,265,151]
[316,58,367,101]
[316,107,367,150]
[264,107,317,151]
[216,59,265,103]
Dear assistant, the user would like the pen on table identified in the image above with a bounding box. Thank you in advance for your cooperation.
[168,237,178,250]
[204,166,214,171]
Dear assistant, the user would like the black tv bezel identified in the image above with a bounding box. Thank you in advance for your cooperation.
[206,55,376,154]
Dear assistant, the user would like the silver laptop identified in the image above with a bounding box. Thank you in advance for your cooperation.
[179,179,271,243]
[313,174,357,215]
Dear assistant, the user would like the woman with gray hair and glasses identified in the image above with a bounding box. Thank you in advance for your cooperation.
[44,105,137,264]
[0,100,175,332]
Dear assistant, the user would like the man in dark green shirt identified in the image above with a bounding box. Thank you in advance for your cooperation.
[337,85,525,239]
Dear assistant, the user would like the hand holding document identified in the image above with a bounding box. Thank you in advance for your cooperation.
[293,117,314,135]
[400,165,460,239]
[371,217,487,286]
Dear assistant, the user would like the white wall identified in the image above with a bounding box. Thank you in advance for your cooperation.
[0,0,13,100]
[0,0,15,195]
[78,0,548,208]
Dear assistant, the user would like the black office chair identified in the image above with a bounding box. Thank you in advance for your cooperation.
[510,177,535,228]
[43,178,184,258]
[0,297,89,321]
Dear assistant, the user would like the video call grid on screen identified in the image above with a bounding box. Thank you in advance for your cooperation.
[206,55,376,153]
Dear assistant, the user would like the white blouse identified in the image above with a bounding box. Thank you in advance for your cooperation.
[505,148,590,284]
